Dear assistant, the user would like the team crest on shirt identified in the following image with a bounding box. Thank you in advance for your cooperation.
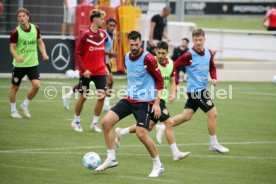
[162,108,169,115]
[13,77,18,83]
[100,32,104,38]
[206,100,213,106]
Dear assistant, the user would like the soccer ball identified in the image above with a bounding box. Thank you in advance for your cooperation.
[83,152,101,170]
[272,75,276,84]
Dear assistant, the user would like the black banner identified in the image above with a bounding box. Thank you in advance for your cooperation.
[184,2,272,15]
[0,37,75,73]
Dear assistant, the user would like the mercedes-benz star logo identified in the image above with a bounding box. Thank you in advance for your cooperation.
[51,43,70,71]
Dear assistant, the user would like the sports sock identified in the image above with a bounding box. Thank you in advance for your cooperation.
[170,143,180,156]
[65,90,74,99]
[107,149,116,160]
[10,103,17,112]
[22,98,30,106]
[120,127,130,136]
[152,155,162,167]
[92,116,99,125]
[210,135,219,145]
[104,97,110,106]
[74,115,80,122]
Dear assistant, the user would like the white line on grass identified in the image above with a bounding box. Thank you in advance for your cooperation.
[1,141,275,153]
[236,92,276,96]
[118,175,178,183]
[1,151,275,160]
[0,164,54,171]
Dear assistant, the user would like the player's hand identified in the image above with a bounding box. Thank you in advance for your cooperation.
[83,70,92,78]
[169,94,175,103]
[15,56,24,63]
[149,39,155,47]
[151,102,161,119]
[105,67,110,75]
[110,52,117,58]
[211,79,218,86]
[42,54,49,61]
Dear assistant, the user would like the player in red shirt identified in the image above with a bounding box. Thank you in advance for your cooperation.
[71,10,108,133]
[263,4,276,31]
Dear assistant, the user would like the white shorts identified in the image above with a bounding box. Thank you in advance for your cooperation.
[63,6,76,24]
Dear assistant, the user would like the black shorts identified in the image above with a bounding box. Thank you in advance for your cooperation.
[184,89,214,113]
[78,75,107,93]
[106,64,112,73]
[151,99,170,123]
[11,66,40,86]
[111,99,152,129]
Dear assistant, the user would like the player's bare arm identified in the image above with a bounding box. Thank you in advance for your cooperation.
[37,38,49,61]
[10,43,24,63]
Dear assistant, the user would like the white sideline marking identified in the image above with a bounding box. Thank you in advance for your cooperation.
[236,92,276,96]
[0,141,275,153]
[0,151,275,160]
[42,81,69,85]
[0,164,54,171]
[118,175,177,183]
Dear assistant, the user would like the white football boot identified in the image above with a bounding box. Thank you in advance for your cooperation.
[95,158,118,171]
[91,123,102,133]
[115,128,121,148]
[71,121,83,132]
[11,111,22,119]
[156,124,165,144]
[20,104,31,118]
[210,144,229,153]
[148,165,164,177]
[173,151,191,161]
[62,95,70,110]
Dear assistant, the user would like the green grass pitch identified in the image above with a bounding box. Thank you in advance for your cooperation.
[0,78,276,184]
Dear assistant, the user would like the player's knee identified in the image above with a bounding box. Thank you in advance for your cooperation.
[165,120,174,128]
[136,128,147,140]
[32,82,40,90]
[101,117,109,130]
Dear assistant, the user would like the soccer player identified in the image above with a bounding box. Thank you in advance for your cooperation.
[95,31,164,177]
[62,18,117,112]
[102,18,117,111]
[9,8,49,118]
[115,41,191,161]
[157,28,229,153]
[70,10,108,133]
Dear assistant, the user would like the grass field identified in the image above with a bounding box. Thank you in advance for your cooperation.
[0,78,276,184]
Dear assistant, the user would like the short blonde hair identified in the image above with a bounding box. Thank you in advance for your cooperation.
[16,7,30,16]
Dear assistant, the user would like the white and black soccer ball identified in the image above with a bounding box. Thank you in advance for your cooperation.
[65,69,75,79]
[272,75,276,84]
[83,152,101,170]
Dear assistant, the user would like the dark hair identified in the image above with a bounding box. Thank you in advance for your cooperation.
[128,30,141,40]
[163,6,171,13]
[16,7,30,16]
[192,28,205,37]
[90,10,104,22]
[106,18,116,25]
[156,41,169,51]
[182,37,190,43]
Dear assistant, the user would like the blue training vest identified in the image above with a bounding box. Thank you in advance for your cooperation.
[104,30,114,64]
[186,48,211,93]
[125,51,156,101]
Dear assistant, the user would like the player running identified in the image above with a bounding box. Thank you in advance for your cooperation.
[156,28,229,153]
[115,41,191,161]
[95,31,164,177]
[9,8,49,118]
